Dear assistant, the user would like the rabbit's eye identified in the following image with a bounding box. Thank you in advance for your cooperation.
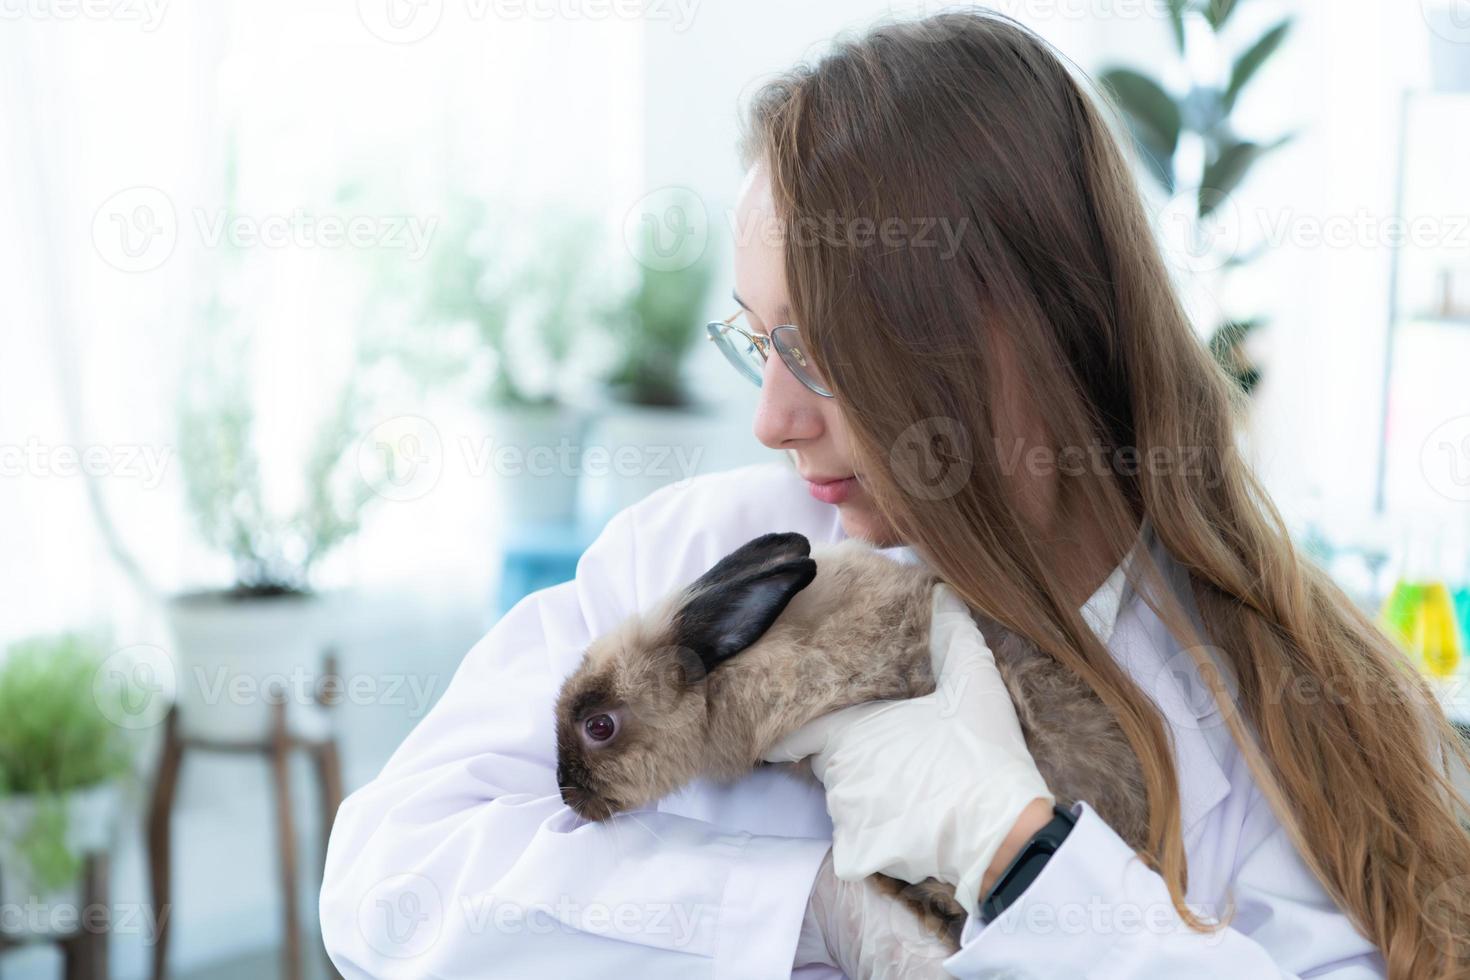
[584,713,617,742]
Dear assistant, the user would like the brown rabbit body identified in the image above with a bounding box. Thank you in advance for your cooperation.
[554,532,1148,948]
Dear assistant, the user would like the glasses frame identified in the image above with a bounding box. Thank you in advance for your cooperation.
[705,309,833,398]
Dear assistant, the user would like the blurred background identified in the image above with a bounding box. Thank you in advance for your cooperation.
[2,0,1469,977]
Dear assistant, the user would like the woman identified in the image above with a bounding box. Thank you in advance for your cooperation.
[321,11,1470,978]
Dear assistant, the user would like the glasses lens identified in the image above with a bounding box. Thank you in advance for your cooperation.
[707,321,765,388]
[772,326,832,397]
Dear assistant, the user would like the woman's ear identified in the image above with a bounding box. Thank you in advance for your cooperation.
[673,533,817,676]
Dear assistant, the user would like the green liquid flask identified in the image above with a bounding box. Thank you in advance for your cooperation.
[1381,580,1463,679]
[1380,580,1423,646]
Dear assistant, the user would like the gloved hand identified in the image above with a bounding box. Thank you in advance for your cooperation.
[764,582,1054,919]
[793,847,957,979]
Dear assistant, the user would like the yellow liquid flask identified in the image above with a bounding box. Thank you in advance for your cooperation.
[1381,579,1463,679]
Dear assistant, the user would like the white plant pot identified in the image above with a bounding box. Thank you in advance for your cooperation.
[577,403,721,529]
[0,781,120,938]
[1426,5,1470,91]
[486,405,585,525]
[164,591,334,743]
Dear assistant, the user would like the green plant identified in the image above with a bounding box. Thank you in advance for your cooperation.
[177,367,378,597]
[0,633,134,891]
[164,134,395,599]
[603,202,717,408]
[177,298,381,597]
[417,194,617,409]
[1099,0,1294,395]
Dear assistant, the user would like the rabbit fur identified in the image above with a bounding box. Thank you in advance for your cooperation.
[554,531,1148,951]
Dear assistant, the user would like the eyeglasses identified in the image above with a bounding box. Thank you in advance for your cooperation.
[705,309,833,398]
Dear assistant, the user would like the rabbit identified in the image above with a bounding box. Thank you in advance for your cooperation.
[554,530,1149,955]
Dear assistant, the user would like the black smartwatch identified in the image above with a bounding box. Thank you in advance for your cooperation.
[976,804,1077,923]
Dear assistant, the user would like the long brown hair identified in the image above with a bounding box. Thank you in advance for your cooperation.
[739,9,1470,976]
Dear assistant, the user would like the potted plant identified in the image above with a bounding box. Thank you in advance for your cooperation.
[0,633,136,936]
[1099,0,1296,398]
[167,303,382,743]
[578,193,719,527]
[414,193,619,525]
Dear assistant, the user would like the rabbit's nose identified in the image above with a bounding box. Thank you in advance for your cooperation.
[558,766,584,808]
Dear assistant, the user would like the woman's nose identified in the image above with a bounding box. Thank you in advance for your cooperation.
[752,353,825,449]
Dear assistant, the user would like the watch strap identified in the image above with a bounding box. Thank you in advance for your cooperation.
[976,803,1077,923]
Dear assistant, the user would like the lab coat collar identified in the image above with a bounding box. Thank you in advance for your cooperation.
[877,516,1149,646]
[1079,515,1152,646]
[1114,518,1235,852]
[836,509,1231,854]
[1069,518,1233,849]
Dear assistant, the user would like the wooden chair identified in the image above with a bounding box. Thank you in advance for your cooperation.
[0,853,109,979]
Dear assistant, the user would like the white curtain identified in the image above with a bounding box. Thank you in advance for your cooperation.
[0,1,646,649]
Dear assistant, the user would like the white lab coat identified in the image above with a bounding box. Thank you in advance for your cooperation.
[320,459,1387,979]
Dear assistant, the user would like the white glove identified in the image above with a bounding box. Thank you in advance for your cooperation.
[763,582,1054,919]
[793,847,957,979]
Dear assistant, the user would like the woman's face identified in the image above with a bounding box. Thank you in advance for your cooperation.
[732,163,903,547]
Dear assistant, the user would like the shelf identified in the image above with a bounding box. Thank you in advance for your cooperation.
[1395,315,1470,329]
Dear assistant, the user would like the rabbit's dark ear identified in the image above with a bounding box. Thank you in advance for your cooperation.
[685,532,812,595]
[674,556,817,676]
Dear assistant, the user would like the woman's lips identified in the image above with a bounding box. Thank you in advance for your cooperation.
[806,476,857,505]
